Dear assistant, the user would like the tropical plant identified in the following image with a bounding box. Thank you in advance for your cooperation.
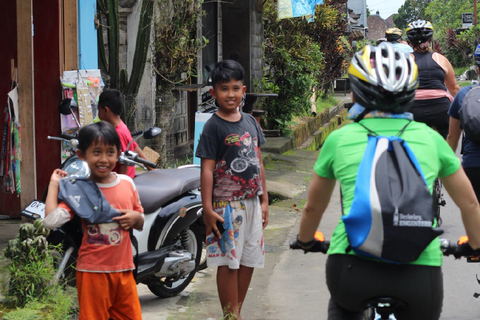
[97,0,154,125]
[425,0,480,67]
[261,0,349,132]
[153,0,207,90]
[0,220,77,318]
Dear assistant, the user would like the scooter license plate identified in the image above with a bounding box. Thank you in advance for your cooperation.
[21,200,46,219]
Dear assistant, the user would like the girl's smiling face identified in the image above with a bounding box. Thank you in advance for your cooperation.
[77,141,119,184]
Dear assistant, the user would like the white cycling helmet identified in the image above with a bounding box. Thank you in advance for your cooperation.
[406,20,434,44]
[348,42,419,113]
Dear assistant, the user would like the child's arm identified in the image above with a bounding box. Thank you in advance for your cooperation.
[45,169,67,215]
[200,158,224,238]
[257,148,269,229]
[43,169,72,230]
[113,209,144,231]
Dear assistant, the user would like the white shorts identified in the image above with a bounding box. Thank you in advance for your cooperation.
[206,197,265,269]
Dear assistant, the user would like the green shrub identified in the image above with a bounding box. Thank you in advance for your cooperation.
[0,220,77,318]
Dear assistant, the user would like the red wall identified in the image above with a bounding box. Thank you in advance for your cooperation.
[0,1,62,217]
[33,1,62,201]
[0,1,20,216]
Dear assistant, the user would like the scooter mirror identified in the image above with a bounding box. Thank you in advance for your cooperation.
[58,98,77,115]
[143,127,162,139]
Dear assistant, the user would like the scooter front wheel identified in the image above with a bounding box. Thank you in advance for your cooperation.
[147,224,202,298]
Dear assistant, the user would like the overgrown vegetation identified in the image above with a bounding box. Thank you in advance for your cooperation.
[393,0,480,68]
[0,220,77,319]
[153,0,207,90]
[260,0,351,132]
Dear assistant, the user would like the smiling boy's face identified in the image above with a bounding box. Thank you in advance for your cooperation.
[77,141,119,184]
[209,79,246,114]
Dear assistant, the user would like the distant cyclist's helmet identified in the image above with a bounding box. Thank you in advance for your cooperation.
[385,27,402,42]
[406,20,434,44]
[474,44,480,66]
[348,42,419,113]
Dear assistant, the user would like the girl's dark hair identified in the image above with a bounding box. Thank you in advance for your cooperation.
[77,121,121,153]
[210,60,244,87]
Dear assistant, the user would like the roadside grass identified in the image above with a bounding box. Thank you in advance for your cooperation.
[454,66,469,77]
[290,94,339,133]
[455,66,477,87]
[458,80,473,87]
[316,95,340,114]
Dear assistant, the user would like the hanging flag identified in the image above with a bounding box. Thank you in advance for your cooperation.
[278,0,324,20]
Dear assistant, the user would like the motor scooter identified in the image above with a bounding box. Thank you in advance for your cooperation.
[22,127,206,298]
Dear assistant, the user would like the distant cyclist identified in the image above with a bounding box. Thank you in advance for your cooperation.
[447,44,480,201]
[376,37,387,45]
[385,27,413,54]
[406,20,460,138]
[296,42,480,320]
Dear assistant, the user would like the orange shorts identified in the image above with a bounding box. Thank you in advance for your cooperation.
[77,271,142,320]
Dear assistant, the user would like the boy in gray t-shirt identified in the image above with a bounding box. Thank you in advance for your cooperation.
[195,60,268,320]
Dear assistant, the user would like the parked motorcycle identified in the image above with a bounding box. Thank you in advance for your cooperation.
[22,127,205,298]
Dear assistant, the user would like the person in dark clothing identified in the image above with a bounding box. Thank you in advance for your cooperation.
[447,44,480,202]
[406,20,459,138]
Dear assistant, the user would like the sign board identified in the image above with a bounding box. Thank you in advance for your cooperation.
[193,112,213,165]
[463,13,473,28]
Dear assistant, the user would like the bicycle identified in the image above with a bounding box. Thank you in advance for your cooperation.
[290,233,472,320]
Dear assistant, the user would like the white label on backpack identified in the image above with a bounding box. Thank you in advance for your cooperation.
[393,207,433,227]
[68,195,81,208]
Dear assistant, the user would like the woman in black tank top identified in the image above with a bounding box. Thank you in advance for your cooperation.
[406,20,459,138]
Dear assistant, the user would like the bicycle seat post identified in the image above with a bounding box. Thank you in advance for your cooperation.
[366,297,404,320]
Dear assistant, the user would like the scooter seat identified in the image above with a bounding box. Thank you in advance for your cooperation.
[134,167,200,213]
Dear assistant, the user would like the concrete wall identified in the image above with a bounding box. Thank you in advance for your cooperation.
[126,0,156,130]
[250,0,264,92]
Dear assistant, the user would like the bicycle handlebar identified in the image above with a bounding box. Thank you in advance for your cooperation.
[290,236,480,259]
[290,238,329,253]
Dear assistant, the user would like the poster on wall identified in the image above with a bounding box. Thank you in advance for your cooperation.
[278,0,324,20]
[193,112,213,165]
[59,69,103,161]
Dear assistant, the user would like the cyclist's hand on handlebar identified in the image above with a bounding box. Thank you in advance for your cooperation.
[290,232,328,254]
[454,242,480,259]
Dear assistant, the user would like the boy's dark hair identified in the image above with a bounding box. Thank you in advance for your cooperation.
[98,89,124,116]
[210,60,244,87]
[77,121,121,154]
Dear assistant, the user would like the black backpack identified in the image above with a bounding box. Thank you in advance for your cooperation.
[342,121,443,263]
[460,86,480,142]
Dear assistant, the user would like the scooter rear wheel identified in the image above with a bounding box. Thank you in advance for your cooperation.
[147,224,202,298]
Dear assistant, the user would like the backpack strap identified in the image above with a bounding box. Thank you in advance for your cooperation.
[396,120,412,137]
[357,120,412,137]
